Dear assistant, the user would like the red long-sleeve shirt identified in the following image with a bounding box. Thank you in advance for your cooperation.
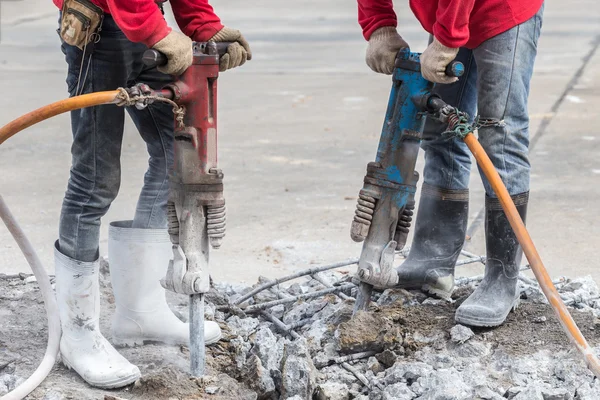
[358,0,543,49]
[53,0,223,47]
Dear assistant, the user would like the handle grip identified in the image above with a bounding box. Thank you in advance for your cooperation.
[445,60,464,78]
[142,49,168,67]
[142,42,233,68]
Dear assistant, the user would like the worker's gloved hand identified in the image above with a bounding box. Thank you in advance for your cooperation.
[152,31,193,76]
[420,37,459,84]
[365,27,409,75]
[209,27,252,72]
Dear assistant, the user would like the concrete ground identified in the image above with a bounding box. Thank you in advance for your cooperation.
[0,0,599,285]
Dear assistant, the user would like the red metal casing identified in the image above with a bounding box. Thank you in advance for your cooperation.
[168,43,221,182]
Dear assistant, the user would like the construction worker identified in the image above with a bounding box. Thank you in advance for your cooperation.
[52,0,250,389]
[358,0,544,327]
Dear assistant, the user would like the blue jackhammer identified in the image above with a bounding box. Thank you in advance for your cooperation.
[351,49,463,312]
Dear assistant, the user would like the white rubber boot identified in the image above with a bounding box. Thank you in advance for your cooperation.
[54,241,141,389]
[108,220,222,347]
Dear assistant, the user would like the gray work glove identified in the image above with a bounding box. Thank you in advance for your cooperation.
[365,26,409,75]
[420,37,459,84]
[152,31,193,76]
[210,27,252,72]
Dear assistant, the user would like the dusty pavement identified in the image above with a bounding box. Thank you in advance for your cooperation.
[0,0,599,285]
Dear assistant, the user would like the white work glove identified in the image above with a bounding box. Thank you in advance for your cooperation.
[209,27,252,72]
[152,31,193,76]
[420,37,459,84]
[365,26,409,75]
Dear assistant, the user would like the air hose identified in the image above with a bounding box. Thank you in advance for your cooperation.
[463,133,600,377]
[0,91,120,400]
[0,90,599,400]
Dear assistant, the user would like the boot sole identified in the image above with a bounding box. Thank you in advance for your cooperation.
[62,355,140,389]
[455,298,520,327]
[395,282,453,301]
[112,331,223,348]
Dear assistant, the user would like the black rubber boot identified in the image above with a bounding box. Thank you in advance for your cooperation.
[396,183,469,299]
[455,192,529,327]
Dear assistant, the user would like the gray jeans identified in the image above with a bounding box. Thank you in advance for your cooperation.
[58,15,174,262]
[421,4,544,197]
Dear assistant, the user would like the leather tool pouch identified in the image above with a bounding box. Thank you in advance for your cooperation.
[60,0,103,50]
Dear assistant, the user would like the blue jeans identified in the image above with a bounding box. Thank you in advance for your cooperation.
[421,4,544,197]
[58,15,174,262]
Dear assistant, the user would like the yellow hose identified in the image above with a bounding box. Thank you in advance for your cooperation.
[464,132,600,377]
[0,91,119,400]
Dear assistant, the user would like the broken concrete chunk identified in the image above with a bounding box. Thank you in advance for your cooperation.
[540,387,571,400]
[227,315,260,339]
[473,385,505,400]
[452,340,490,359]
[512,385,544,400]
[304,320,329,353]
[271,304,286,320]
[573,379,600,400]
[450,325,474,344]
[421,298,444,306]
[283,300,327,325]
[377,289,418,306]
[251,325,284,373]
[384,362,433,385]
[410,369,470,399]
[381,382,416,400]
[375,349,398,369]
[336,311,402,353]
[287,283,309,296]
[243,355,277,399]
[367,356,384,374]
[231,336,252,370]
[281,338,317,399]
[314,382,350,400]
[205,386,220,395]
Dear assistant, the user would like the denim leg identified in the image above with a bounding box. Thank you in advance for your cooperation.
[420,47,478,190]
[127,66,175,229]
[473,4,544,197]
[58,17,142,261]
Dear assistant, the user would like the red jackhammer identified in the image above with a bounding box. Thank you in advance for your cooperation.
[123,41,232,376]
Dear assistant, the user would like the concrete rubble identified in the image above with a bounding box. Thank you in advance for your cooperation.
[3,261,600,399]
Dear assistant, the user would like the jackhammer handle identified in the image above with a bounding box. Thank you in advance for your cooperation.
[143,49,168,67]
[142,42,233,68]
[445,60,465,78]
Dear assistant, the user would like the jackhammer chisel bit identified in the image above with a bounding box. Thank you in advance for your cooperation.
[350,49,463,313]
[143,41,232,377]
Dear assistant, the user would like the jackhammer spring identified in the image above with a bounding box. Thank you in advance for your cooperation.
[207,204,226,249]
[394,200,415,251]
[350,191,376,242]
[395,171,418,251]
[167,201,179,245]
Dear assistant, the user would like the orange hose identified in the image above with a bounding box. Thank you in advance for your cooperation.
[464,132,600,377]
[0,91,120,146]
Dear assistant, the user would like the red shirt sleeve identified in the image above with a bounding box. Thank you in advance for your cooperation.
[105,0,171,47]
[357,0,397,41]
[170,0,224,42]
[431,0,476,48]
